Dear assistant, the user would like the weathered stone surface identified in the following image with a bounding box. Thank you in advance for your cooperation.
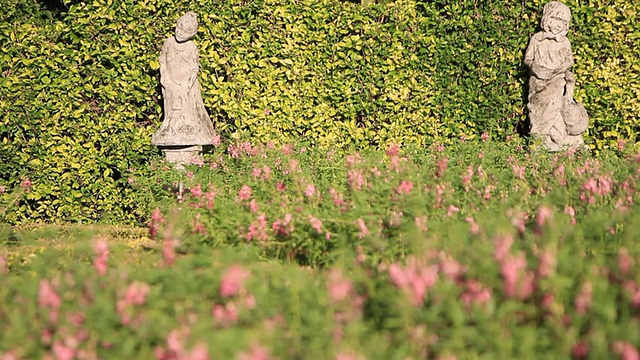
[525,1,588,151]
[152,12,216,147]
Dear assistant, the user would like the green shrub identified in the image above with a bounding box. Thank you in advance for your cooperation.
[1,0,639,223]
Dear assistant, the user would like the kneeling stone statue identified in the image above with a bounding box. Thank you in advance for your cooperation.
[152,12,216,166]
[525,1,589,151]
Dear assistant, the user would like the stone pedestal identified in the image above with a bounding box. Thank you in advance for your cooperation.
[159,145,202,170]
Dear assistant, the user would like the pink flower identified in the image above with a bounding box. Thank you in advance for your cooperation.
[282,144,295,155]
[481,132,489,141]
[190,184,203,198]
[395,180,413,195]
[238,185,252,201]
[329,188,345,208]
[574,281,593,315]
[249,199,259,213]
[93,237,109,276]
[618,248,632,275]
[436,158,448,178]
[212,134,221,147]
[309,215,323,234]
[123,282,151,306]
[272,214,293,237]
[535,205,554,231]
[512,164,525,180]
[38,279,61,321]
[276,182,286,192]
[52,340,75,360]
[247,214,268,242]
[0,256,6,275]
[20,177,32,192]
[386,143,400,157]
[612,341,639,360]
[446,205,459,216]
[237,343,271,360]
[537,250,556,278]
[149,208,165,240]
[493,234,514,262]
[212,303,239,326]
[220,265,251,298]
[460,280,492,308]
[414,216,428,233]
[355,218,369,239]
[571,342,590,359]
[327,270,353,303]
[304,184,317,198]
[388,257,439,306]
[500,252,534,300]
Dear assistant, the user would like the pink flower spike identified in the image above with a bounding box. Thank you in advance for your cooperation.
[52,340,75,360]
[612,341,639,360]
[93,237,109,276]
[219,265,251,298]
[238,185,253,201]
[237,343,271,360]
[327,269,353,303]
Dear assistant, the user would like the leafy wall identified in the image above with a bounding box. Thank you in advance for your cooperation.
[0,0,638,223]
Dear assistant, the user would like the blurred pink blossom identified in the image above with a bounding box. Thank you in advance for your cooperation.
[304,184,317,198]
[211,134,221,147]
[612,341,639,360]
[247,214,268,242]
[276,182,286,192]
[355,218,370,239]
[0,256,7,275]
[535,205,554,230]
[93,237,109,276]
[618,248,633,275]
[388,257,438,306]
[537,250,556,278]
[347,169,365,191]
[272,214,293,237]
[574,281,593,315]
[481,132,489,141]
[446,205,460,216]
[220,265,251,298]
[329,188,346,208]
[386,144,400,157]
[414,216,428,233]
[237,343,271,360]
[190,184,203,198]
[500,252,534,300]
[149,208,165,240]
[571,342,590,359]
[238,185,253,201]
[20,177,32,192]
[212,302,239,326]
[249,199,259,213]
[327,269,353,303]
[38,279,61,323]
[460,279,492,309]
[309,215,323,234]
[512,164,525,180]
[436,158,448,178]
[282,144,295,155]
[52,340,75,360]
[395,180,413,195]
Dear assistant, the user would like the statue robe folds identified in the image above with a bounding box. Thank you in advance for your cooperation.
[525,31,588,151]
[152,37,215,146]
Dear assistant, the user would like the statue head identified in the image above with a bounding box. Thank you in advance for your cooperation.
[175,12,198,43]
[541,2,571,36]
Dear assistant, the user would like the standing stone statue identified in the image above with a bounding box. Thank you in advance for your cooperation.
[152,12,216,166]
[525,2,588,151]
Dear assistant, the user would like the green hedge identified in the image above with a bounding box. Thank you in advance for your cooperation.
[0,0,639,223]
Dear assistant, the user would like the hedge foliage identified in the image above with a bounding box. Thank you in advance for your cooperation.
[0,0,639,223]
